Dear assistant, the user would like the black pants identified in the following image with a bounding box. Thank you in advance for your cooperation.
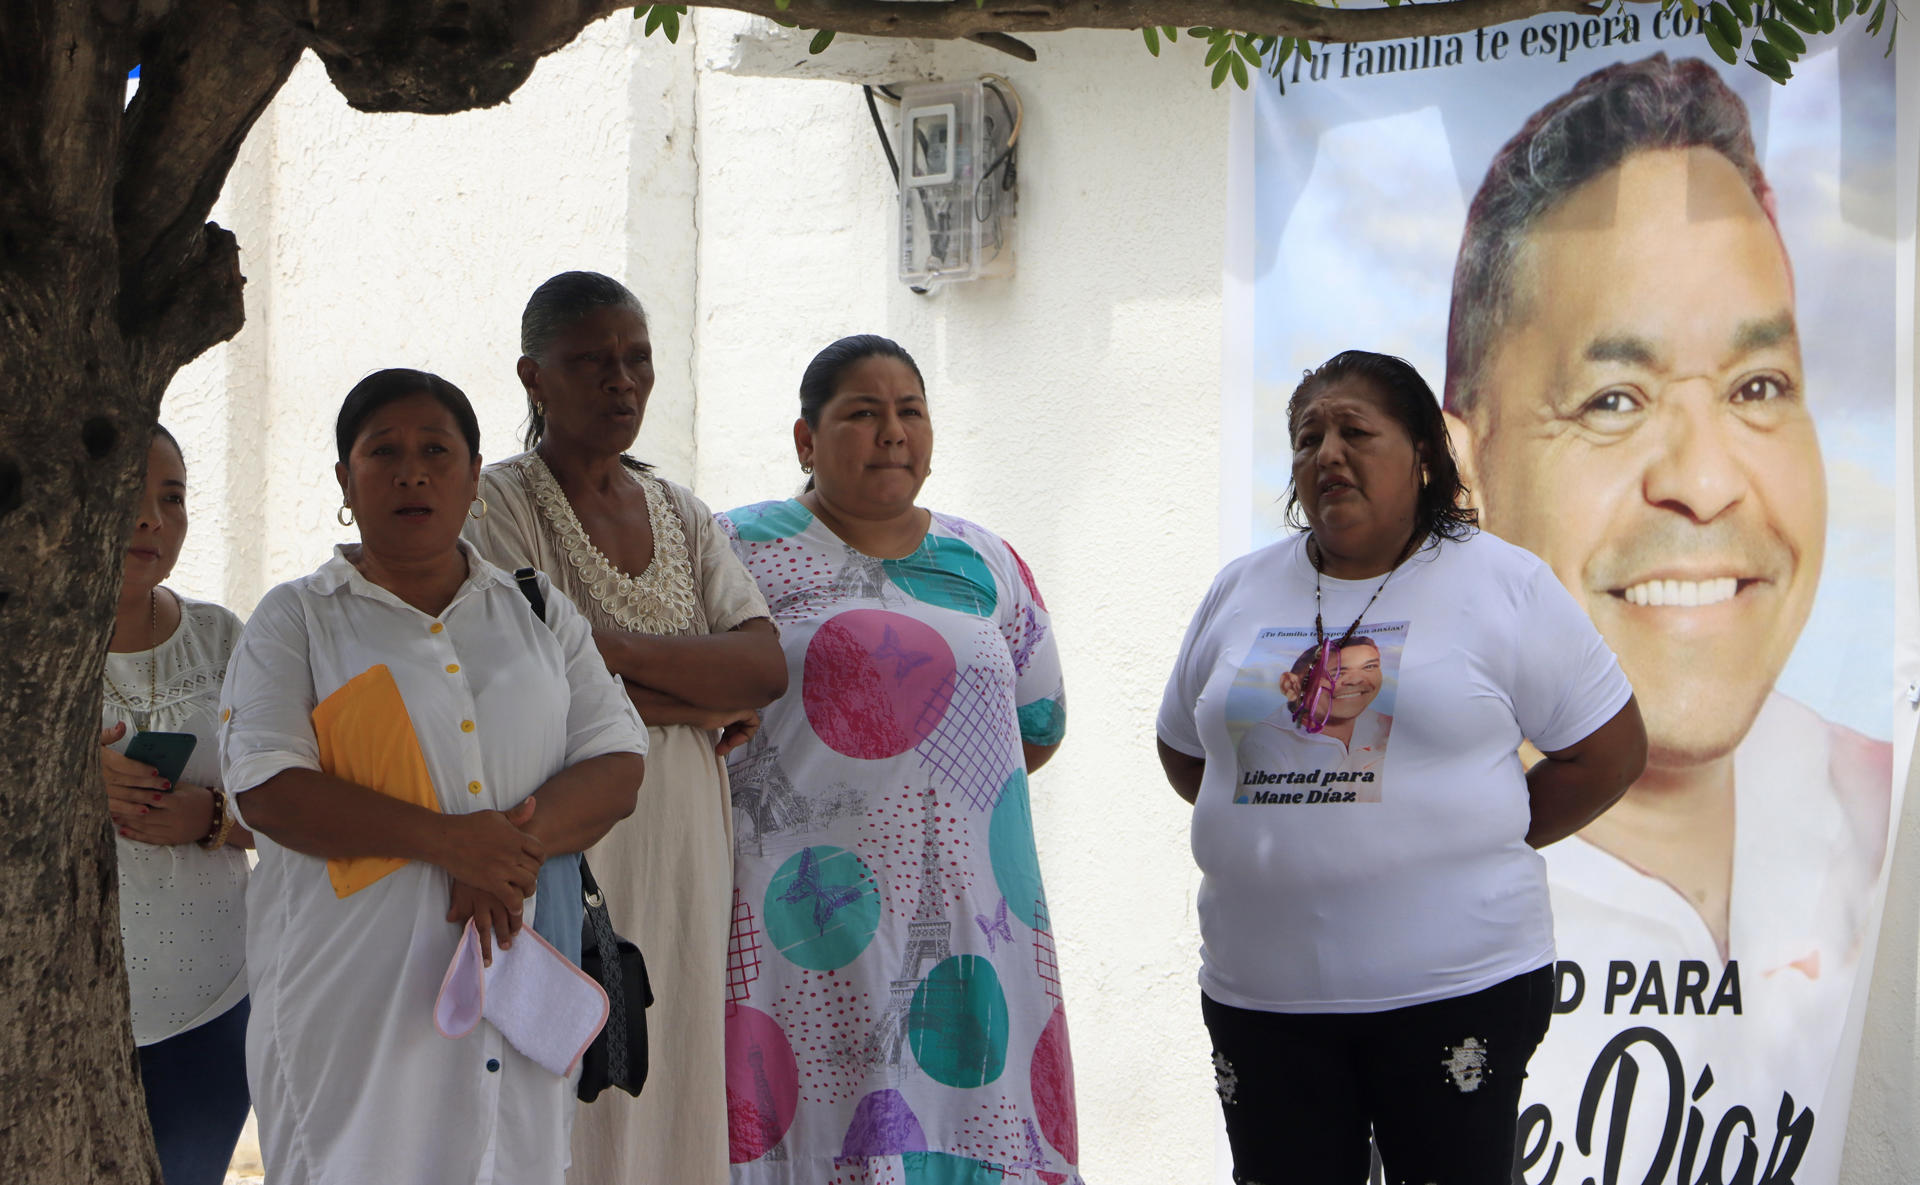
[137,997,252,1185]
[1202,965,1554,1185]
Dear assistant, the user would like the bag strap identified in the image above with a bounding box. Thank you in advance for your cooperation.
[511,565,631,1088]
[513,567,548,623]
[579,856,631,1091]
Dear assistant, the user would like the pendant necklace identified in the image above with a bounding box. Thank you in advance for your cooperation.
[1294,536,1410,733]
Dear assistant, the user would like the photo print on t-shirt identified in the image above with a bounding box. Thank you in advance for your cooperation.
[1224,622,1409,805]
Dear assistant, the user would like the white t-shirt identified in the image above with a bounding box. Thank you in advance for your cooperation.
[101,593,250,1045]
[1158,530,1632,1013]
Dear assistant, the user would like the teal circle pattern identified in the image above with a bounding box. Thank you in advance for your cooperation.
[901,1150,1007,1185]
[883,536,998,617]
[763,845,882,971]
[907,955,1009,1088]
[1017,696,1065,747]
[989,769,1047,929]
[731,499,817,543]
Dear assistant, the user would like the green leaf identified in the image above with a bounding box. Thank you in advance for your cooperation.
[1211,55,1232,88]
[1299,38,1314,61]
[1204,37,1230,65]
[662,6,680,41]
[1703,21,1740,61]
[1143,26,1161,55]
[1728,0,1753,22]
[1274,36,1295,67]
[1750,35,1795,76]
[1775,0,1822,32]
[775,0,790,8]
[1760,18,1806,53]
[1236,33,1261,61]
[643,5,663,35]
[1188,27,1212,37]
[1707,2,1743,45]
[809,27,835,53]
[1163,26,1180,41]
[1229,52,1249,88]
[1680,0,1700,20]
[1867,0,1887,34]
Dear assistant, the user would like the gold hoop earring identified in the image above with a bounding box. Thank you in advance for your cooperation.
[801,463,814,475]
[336,504,355,527]
[469,497,488,521]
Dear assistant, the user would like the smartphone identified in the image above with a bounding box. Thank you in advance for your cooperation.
[122,730,197,788]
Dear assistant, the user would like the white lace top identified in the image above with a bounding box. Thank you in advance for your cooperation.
[100,593,250,1044]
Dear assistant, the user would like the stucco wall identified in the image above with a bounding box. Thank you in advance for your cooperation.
[157,13,1913,1184]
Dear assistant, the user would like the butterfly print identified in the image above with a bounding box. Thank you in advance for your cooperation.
[872,625,934,680]
[780,846,866,936]
[975,895,1014,953]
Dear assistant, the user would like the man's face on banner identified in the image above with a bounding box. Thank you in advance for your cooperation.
[1455,147,1825,767]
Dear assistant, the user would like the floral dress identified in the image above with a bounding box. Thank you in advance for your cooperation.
[718,499,1080,1185]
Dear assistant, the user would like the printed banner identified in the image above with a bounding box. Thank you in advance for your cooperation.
[1226,21,1908,1183]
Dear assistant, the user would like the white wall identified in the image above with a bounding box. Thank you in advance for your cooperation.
[158,13,1914,1184]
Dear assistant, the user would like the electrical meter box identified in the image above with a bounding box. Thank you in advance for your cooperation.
[896,79,1016,289]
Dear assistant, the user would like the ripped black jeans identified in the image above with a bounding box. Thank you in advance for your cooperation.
[1202,965,1554,1185]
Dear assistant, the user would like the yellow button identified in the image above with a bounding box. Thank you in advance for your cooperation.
[430,622,444,634]
[468,781,482,795]
[220,708,231,722]
[460,720,475,733]
[446,663,460,674]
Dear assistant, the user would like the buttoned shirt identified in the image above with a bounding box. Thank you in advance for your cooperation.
[220,542,646,1185]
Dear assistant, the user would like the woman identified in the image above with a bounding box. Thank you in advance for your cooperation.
[219,369,649,1184]
[100,424,252,1185]
[463,270,785,1184]
[1157,350,1647,1183]
[717,335,1079,1183]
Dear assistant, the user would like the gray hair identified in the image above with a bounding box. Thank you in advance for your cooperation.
[519,270,648,454]
[1443,54,1775,416]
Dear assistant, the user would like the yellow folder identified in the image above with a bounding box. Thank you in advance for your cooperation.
[312,664,442,898]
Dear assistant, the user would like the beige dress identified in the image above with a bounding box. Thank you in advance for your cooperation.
[465,451,771,1185]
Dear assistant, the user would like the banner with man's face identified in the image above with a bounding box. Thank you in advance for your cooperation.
[1228,22,1903,1183]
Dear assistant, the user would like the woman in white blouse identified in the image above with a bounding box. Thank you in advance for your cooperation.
[99,424,252,1185]
[219,369,649,1184]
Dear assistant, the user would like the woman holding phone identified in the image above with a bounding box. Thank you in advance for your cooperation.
[98,423,253,1185]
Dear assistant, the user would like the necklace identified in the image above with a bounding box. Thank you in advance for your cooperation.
[1294,535,1412,733]
[104,588,159,728]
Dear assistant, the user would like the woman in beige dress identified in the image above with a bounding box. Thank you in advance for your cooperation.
[464,271,787,1184]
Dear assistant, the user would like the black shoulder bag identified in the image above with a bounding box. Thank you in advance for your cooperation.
[513,567,654,1102]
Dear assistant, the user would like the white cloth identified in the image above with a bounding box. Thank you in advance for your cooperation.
[219,542,648,1185]
[101,593,251,1045]
[1523,692,1891,1180]
[435,921,608,1079]
[1158,530,1632,1013]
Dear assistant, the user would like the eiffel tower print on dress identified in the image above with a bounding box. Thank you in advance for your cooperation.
[881,785,951,1070]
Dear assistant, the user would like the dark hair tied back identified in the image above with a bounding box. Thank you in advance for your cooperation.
[335,369,481,465]
[520,270,649,466]
[1283,350,1477,546]
[798,334,925,428]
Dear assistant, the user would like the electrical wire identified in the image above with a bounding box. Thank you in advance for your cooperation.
[863,84,901,185]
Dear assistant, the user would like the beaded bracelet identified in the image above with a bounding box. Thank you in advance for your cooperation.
[198,788,235,851]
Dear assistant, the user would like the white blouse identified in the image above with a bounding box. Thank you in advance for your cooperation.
[101,594,250,1045]
[219,543,648,1185]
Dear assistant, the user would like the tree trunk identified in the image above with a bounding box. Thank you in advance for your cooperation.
[0,2,169,1157]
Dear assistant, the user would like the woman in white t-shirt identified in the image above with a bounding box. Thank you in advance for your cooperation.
[99,425,253,1185]
[1157,351,1647,1183]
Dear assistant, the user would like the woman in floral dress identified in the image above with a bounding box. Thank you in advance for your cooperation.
[718,335,1080,1185]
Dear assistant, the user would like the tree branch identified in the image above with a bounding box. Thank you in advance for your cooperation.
[695,0,1604,44]
[115,0,300,368]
